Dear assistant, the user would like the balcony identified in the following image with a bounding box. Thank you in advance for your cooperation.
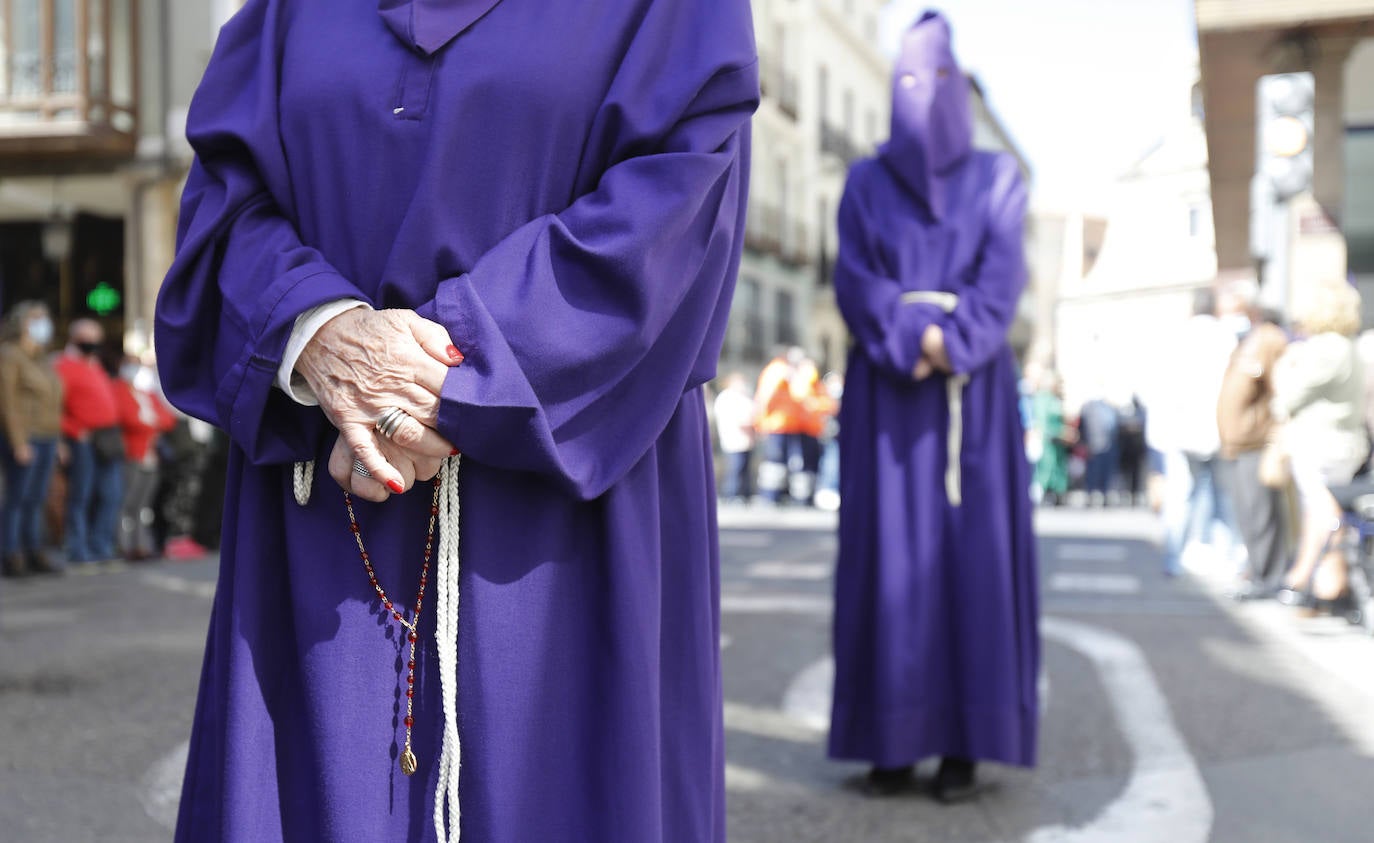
[0,0,139,161]
[758,53,799,121]
[820,122,862,165]
[744,202,812,268]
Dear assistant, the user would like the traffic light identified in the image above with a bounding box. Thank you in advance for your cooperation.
[1256,72,1314,201]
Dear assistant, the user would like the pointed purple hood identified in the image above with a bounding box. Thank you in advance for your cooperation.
[878,11,973,219]
[377,0,504,54]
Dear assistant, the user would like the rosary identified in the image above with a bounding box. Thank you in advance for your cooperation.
[344,476,441,775]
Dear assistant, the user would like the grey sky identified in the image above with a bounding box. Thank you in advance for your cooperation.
[882,0,1200,212]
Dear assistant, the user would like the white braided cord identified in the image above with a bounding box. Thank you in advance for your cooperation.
[293,460,314,505]
[433,454,462,841]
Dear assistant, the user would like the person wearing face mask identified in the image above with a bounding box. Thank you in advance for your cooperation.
[114,354,176,560]
[0,302,64,577]
[54,318,123,567]
[827,11,1039,802]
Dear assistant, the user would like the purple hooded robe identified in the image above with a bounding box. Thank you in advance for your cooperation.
[827,11,1039,770]
[154,1,757,840]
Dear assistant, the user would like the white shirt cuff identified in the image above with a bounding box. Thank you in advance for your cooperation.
[276,299,372,406]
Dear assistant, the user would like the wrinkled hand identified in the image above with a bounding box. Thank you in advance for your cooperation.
[920,323,951,374]
[295,308,462,501]
[326,433,447,502]
[912,358,935,381]
[12,441,32,466]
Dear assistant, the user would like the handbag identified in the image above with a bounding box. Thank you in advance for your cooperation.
[90,426,126,464]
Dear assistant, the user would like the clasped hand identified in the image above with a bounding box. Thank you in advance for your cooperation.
[295,308,462,502]
[913,323,951,381]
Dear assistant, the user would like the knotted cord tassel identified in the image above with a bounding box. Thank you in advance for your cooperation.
[433,454,462,842]
[293,460,314,506]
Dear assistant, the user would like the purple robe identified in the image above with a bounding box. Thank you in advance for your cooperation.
[827,12,1039,770]
[154,1,757,840]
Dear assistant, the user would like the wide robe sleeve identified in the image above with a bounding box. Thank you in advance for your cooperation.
[833,165,943,381]
[154,0,369,465]
[414,11,759,501]
[939,153,1029,376]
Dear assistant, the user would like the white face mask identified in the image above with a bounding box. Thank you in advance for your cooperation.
[26,316,53,346]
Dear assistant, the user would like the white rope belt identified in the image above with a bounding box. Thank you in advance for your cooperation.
[294,455,464,840]
[899,290,968,507]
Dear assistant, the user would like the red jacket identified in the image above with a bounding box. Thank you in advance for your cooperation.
[115,382,177,462]
[55,353,119,439]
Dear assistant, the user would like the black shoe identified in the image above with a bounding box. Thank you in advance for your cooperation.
[931,757,979,804]
[863,765,913,797]
[26,550,61,576]
[2,552,28,578]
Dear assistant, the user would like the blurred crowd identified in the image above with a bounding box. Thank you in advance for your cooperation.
[710,275,1374,622]
[711,346,843,511]
[0,302,227,579]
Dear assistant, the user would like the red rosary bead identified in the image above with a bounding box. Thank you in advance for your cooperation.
[404,715,414,727]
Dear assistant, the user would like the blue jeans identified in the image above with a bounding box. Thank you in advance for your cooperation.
[2,437,58,556]
[720,450,752,501]
[64,437,124,563]
[1163,451,1239,574]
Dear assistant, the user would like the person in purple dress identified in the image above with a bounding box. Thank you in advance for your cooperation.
[154,1,757,840]
[827,11,1040,801]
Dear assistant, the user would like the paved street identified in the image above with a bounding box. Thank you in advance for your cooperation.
[3,507,1374,841]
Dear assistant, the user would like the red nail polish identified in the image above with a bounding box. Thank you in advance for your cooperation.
[387,480,405,494]
[446,345,465,364]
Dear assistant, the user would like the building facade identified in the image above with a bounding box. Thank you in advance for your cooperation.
[1054,82,1216,411]
[1196,0,1374,325]
[720,0,891,382]
[0,0,242,351]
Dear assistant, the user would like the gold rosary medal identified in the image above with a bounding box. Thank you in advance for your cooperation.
[400,748,418,776]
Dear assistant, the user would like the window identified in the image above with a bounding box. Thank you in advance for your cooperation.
[776,289,797,346]
[1188,203,1207,238]
[866,108,877,146]
[777,158,789,214]
[818,65,829,123]
[0,0,137,138]
[740,278,765,360]
[843,89,854,138]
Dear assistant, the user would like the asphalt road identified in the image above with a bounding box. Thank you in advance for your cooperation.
[2,505,1372,842]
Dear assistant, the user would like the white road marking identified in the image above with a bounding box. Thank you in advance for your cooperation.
[746,560,832,581]
[142,571,216,600]
[723,700,822,744]
[0,608,80,630]
[1048,573,1142,595]
[721,594,831,615]
[719,531,776,548]
[139,739,189,832]
[1055,543,1128,563]
[780,659,1054,734]
[781,657,834,732]
[1030,617,1213,843]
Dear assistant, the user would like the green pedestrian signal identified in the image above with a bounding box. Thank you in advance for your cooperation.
[86,282,121,315]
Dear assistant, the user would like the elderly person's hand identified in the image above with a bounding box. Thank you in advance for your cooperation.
[295,308,462,501]
[921,323,951,374]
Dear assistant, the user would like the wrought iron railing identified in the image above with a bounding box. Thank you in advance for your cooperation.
[0,0,138,153]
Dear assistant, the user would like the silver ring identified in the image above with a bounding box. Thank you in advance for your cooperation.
[375,407,411,440]
[353,459,372,478]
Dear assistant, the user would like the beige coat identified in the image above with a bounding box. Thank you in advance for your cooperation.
[1273,332,1369,480]
[0,342,63,444]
